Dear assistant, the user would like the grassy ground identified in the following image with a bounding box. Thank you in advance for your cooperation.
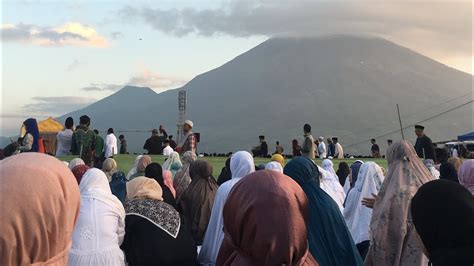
[59,154,388,176]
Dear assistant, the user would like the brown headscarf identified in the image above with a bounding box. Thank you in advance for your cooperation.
[216,170,318,266]
[178,160,218,244]
[126,176,163,201]
[137,155,152,173]
[0,153,81,266]
[365,141,434,266]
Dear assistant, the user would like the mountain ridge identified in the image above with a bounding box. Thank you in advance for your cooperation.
[58,35,473,154]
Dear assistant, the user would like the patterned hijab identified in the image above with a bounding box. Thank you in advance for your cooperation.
[125,176,180,238]
[217,170,318,265]
[0,153,80,265]
[365,141,433,266]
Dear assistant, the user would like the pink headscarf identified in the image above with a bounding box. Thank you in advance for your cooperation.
[459,159,474,194]
[366,141,433,266]
[163,170,176,198]
[0,153,80,265]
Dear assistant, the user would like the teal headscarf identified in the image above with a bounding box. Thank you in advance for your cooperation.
[284,157,363,266]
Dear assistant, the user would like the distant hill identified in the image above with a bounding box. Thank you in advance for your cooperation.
[59,36,473,155]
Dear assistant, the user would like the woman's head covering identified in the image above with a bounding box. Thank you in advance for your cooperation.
[217,157,232,186]
[320,159,346,210]
[284,157,362,265]
[440,162,459,183]
[336,162,350,186]
[79,168,125,220]
[162,170,176,198]
[69,158,85,170]
[181,151,197,165]
[145,163,176,206]
[217,170,318,265]
[126,176,163,201]
[230,151,255,179]
[189,160,214,181]
[110,171,127,203]
[448,157,463,171]
[137,155,152,173]
[423,159,440,179]
[102,158,118,182]
[366,141,433,265]
[126,155,143,180]
[411,179,474,265]
[343,162,385,244]
[265,161,284,173]
[180,160,218,243]
[163,151,183,172]
[198,151,255,265]
[349,160,364,187]
[23,118,39,152]
[459,159,474,194]
[0,153,80,265]
[72,164,89,184]
[271,153,285,166]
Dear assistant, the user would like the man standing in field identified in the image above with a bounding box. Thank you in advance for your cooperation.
[333,137,344,159]
[144,129,165,155]
[414,125,435,160]
[252,135,269,157]
[176,120,196,154]
[275,141,284,155]
[301,124,315,159]
[318,136,327,159]
[71,115,96,166]
[371,139,380,158]
[327,138,335,158]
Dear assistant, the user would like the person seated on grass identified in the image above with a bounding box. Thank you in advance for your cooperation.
[129,155,152,180]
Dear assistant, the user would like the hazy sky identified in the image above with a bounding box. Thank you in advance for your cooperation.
[1,0,472,136]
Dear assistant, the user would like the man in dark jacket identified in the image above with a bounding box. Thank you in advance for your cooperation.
[143,129,167,155]
[414,125,435,160]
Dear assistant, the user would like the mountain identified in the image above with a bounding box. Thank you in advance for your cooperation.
[59,36,473,155]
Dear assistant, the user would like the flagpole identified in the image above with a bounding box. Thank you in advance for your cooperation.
[397,104,405,140]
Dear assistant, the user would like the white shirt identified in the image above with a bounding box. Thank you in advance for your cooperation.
[318,142,327,158]
[105,133,118,158]
[163,145,174,156]
[56,129,73,156]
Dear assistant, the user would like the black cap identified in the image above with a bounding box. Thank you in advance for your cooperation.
[332,137,338,141]
[415,125,425,130]
[259,135,265,139]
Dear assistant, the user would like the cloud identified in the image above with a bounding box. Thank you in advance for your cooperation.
[81,68,188,92]
[119,1,472,72]
[1,22,108,47]
[23,96,96,115]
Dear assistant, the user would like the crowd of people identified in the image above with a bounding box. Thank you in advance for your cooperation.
[0,117,473,266]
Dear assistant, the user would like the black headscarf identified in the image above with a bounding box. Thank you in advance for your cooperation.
[145,163,177,209]
[336,162,350,186]
[217,157,232,186]
[178,160,218,244]
[439,162,459,183]
[411,179,474,266]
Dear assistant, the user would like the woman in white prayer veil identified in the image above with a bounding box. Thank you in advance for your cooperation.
[198,151,255,266]
[265,161,284,173]
[126,155,143,180]
[343,162,385,260]
[320,159,346,212]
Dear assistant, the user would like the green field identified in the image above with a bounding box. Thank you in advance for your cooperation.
[59,154,388,176]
